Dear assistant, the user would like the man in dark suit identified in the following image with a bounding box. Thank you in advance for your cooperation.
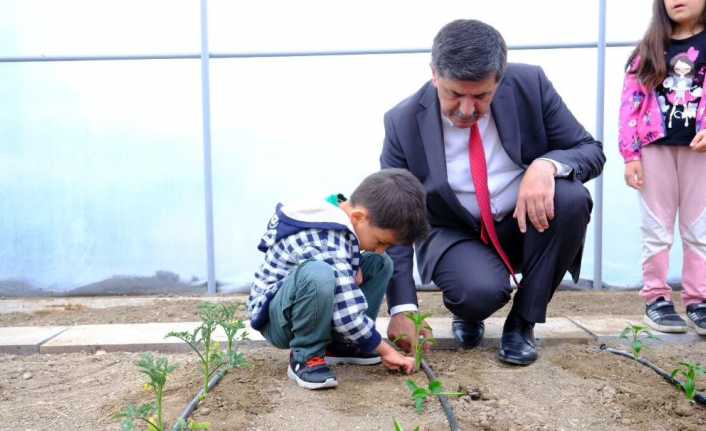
[381,19,605,365]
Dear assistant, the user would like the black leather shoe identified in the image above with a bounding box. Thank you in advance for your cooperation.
[497,313,537,365]
[451,316,485,349]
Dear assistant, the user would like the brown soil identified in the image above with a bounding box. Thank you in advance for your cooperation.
[384,290,668,319]
[0,290,678,328]
[2,291,704,430]
[0,297,248,327]
[2,342,705,430]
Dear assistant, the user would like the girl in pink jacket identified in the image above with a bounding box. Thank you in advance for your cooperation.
[619,0,706,335]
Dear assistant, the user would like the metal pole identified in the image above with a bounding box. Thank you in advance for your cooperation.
[0,42,639,64]
[593,0,607,289]
[200,0,217,294]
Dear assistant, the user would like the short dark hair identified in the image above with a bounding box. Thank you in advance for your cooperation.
[431,19,507,82]
[349,168,429,245]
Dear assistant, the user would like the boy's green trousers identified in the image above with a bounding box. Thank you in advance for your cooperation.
[261,253,393,363]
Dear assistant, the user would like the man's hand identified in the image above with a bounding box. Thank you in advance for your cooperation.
[377,340,416,374]
[624,160,644,190]
[691,130,706,153]
[513,159,556,233]
[387,312,432,354]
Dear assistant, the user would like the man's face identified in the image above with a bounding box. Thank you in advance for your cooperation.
[431,68,499,129]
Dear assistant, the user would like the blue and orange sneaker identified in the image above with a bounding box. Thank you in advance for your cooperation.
[287,352,338,390]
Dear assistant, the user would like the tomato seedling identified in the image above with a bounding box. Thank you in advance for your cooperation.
[216,303,249,369]
[114,353,176,431]
[404,311,434,371]
[619,323,658,360]
[671,362,706,403]
[393,418,420,431]
[405,379,465,414]
[167,303,225,397]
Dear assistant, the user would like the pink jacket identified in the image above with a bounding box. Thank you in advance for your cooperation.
[618,58,706,162]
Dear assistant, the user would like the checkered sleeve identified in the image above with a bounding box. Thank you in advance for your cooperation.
[249,228,381,352]
[324,232,382,352]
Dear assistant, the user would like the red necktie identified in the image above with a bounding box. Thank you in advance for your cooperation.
[469,122,519,286]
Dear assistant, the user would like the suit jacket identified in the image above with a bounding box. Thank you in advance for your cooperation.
[380,63,605,309]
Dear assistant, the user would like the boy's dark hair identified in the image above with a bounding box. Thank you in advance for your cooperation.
[349,168,429,245]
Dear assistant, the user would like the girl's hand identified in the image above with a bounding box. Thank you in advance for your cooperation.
[624,160,644,190]
[690,130,706,152]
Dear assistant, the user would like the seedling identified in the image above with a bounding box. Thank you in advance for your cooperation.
[174,418,211,430]
[671,362,706,402]
[216,303,249,369]
[619,323,659,359]
[405,311,434,371]
[114,353,176,431]
[405,379,465,414]
[393,419,420,431]
[167,303,224,397]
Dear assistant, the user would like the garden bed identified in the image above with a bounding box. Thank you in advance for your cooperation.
[2,342,705,430]
[0,290,669,327]
[2,291,705,430]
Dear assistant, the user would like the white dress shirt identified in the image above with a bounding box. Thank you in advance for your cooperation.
[443,113,524,220]
[389,112,571,316]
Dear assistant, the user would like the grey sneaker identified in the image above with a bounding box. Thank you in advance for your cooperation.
[644,297,688,333]
[686,302,706,335]
[287,352,338,390]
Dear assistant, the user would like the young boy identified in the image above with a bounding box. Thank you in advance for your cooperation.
[248,168,430,389]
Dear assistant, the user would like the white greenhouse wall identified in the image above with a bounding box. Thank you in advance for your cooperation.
[3,0,680,294]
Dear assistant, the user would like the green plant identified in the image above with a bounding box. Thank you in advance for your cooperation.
[404,311,434,371]
[619,323,659,359]
[167,303,224,397]
[405,379,465,414]
[216,303,249,369]
[174,418,211,430]
[393,418,420,431]
[114,353,176,431]
[671,362,706,402]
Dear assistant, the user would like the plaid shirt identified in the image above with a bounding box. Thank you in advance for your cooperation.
[248,214,382,352]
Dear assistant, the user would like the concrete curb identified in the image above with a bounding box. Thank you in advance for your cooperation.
[2,316,704,355]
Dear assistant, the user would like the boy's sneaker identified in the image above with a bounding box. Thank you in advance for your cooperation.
[287,353,338,390]
[644,297,688,333]
[686,302,706,335]
[324,342,381,366]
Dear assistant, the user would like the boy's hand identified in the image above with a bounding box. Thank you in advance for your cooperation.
[624,160,644,189]
[355,268,363,285]
[377,341,415,374]
[691,130,706,152]
[387,313,432,354]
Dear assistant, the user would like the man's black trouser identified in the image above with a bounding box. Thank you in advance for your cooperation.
[432,179,593,324]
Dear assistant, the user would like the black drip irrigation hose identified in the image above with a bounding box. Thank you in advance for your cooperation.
[172,369,228,431]
[599,345,706,406]
[420,359,461,431]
